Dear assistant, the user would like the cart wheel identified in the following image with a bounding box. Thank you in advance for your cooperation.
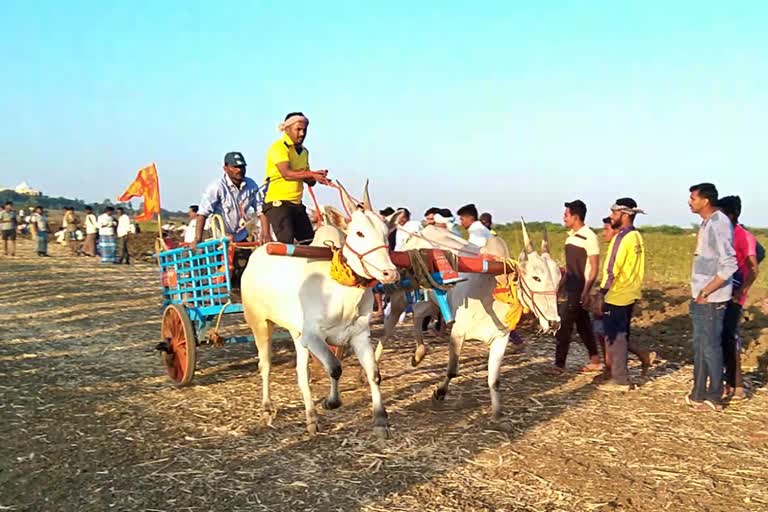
[161,304,197,386]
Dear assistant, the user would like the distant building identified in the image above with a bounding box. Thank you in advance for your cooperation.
[13,182,42,196]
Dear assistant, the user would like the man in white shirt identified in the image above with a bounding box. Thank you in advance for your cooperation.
[82,206,99,257]
[184,205,199,244]
[97,207,118,264]
[394,208,421,251]
[457,204,491,248]
[116,207,132,265]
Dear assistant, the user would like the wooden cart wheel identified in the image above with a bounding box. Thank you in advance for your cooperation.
[160,304,197,386]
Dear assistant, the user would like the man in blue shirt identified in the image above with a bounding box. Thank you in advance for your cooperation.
[194,152,263,244]
[687,182,738,412]
[195,152,264,287]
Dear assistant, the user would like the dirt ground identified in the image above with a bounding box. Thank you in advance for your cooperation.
[2,239,768,512]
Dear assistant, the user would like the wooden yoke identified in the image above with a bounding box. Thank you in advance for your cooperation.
[264,243,508,276]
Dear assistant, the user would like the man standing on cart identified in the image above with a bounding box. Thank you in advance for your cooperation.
[259,112,332,245]
[194,151,264,287]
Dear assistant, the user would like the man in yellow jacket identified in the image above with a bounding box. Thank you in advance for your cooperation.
[596,197,647,391]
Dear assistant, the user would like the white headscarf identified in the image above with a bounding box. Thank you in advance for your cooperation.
[277,114,309,132]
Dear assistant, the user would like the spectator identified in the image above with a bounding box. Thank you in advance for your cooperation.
[394,208,421,251]
[548,200,602,375]
[29,206,50,257]
[1,201,18,257]
[686,183,738,411]
[718,195,760,402]
[97,206,118,264]
[62,207,81,255]
[82,206,98,257]
[434,209,462,237]
[184,205,199,244]
[593,214,655,379]
[595,198,648,391]
[457,204,491,248]
[116,207,131,265]
[423,207,440,226]
[480,212,498,236]
[379,207,397,251]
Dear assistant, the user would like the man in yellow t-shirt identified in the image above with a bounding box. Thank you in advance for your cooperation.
[596,197,647,391]
[259,112,331,244]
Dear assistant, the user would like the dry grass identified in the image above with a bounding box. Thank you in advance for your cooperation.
[1,239,768,511]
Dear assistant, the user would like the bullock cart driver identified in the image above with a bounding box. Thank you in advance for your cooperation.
[259,112,332,245]
[194,151,263,287]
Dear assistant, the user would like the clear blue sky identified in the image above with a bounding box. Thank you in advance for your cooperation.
[1,1,766,226]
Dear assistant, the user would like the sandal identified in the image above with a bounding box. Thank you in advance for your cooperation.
[578,363,604,373]
[702,399,724,412]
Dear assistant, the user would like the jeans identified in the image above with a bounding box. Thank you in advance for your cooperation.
[690,300,727,402]
[602,302,635,385]
[721,300,743,389]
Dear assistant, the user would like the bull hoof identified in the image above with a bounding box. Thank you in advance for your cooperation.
[262,410,275,426]
[411,344,428,367]
[322,397,342,410]
[307,423,320,435]
[432,388,447,402]
[491,417,514,433]
[373,425,391,440]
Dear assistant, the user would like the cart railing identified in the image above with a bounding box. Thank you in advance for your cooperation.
[158,238,233,311]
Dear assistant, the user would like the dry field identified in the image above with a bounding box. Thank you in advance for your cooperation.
[2,238,768,511]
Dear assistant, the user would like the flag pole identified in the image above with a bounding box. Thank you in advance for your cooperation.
[152,163,165,249]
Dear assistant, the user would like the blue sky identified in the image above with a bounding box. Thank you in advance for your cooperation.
[1,1,766,226]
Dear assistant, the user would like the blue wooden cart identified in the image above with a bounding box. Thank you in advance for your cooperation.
[155,238,261,385]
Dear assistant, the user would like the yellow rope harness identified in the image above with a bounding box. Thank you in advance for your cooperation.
[491,258,529,330]
[330,249,375,288]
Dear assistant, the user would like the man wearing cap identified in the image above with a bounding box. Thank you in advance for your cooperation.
[259,112,331,245]
[195,151,264,286]
[595,197,647,391]
[549,200,602,374]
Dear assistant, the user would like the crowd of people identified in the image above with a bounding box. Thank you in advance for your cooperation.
[4,109,764,412]
[183,112,764,410]
[0,201,136,264]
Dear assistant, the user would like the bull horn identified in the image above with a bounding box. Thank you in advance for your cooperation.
[542,225,550,254]
[362,179,372,211]
[521,217,534,254]
[336,180,358,216]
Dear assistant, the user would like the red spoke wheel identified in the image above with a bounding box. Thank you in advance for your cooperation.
[160,304,197,386]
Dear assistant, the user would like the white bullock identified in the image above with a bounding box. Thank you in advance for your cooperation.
[241,182,401,438]
[383,221,562,422]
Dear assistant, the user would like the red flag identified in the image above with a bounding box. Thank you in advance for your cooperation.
[118,163,160,222]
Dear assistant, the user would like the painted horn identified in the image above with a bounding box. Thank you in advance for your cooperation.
[521,217,535,254]
[362,179,372,211]
[542,225,550,254]
[336,180,358,216]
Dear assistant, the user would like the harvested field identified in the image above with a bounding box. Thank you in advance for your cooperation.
[2,239,768,511]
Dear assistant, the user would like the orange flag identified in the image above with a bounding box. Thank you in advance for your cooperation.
[118,163,161,222]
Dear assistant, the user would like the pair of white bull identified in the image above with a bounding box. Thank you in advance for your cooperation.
[242,183,561,438]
